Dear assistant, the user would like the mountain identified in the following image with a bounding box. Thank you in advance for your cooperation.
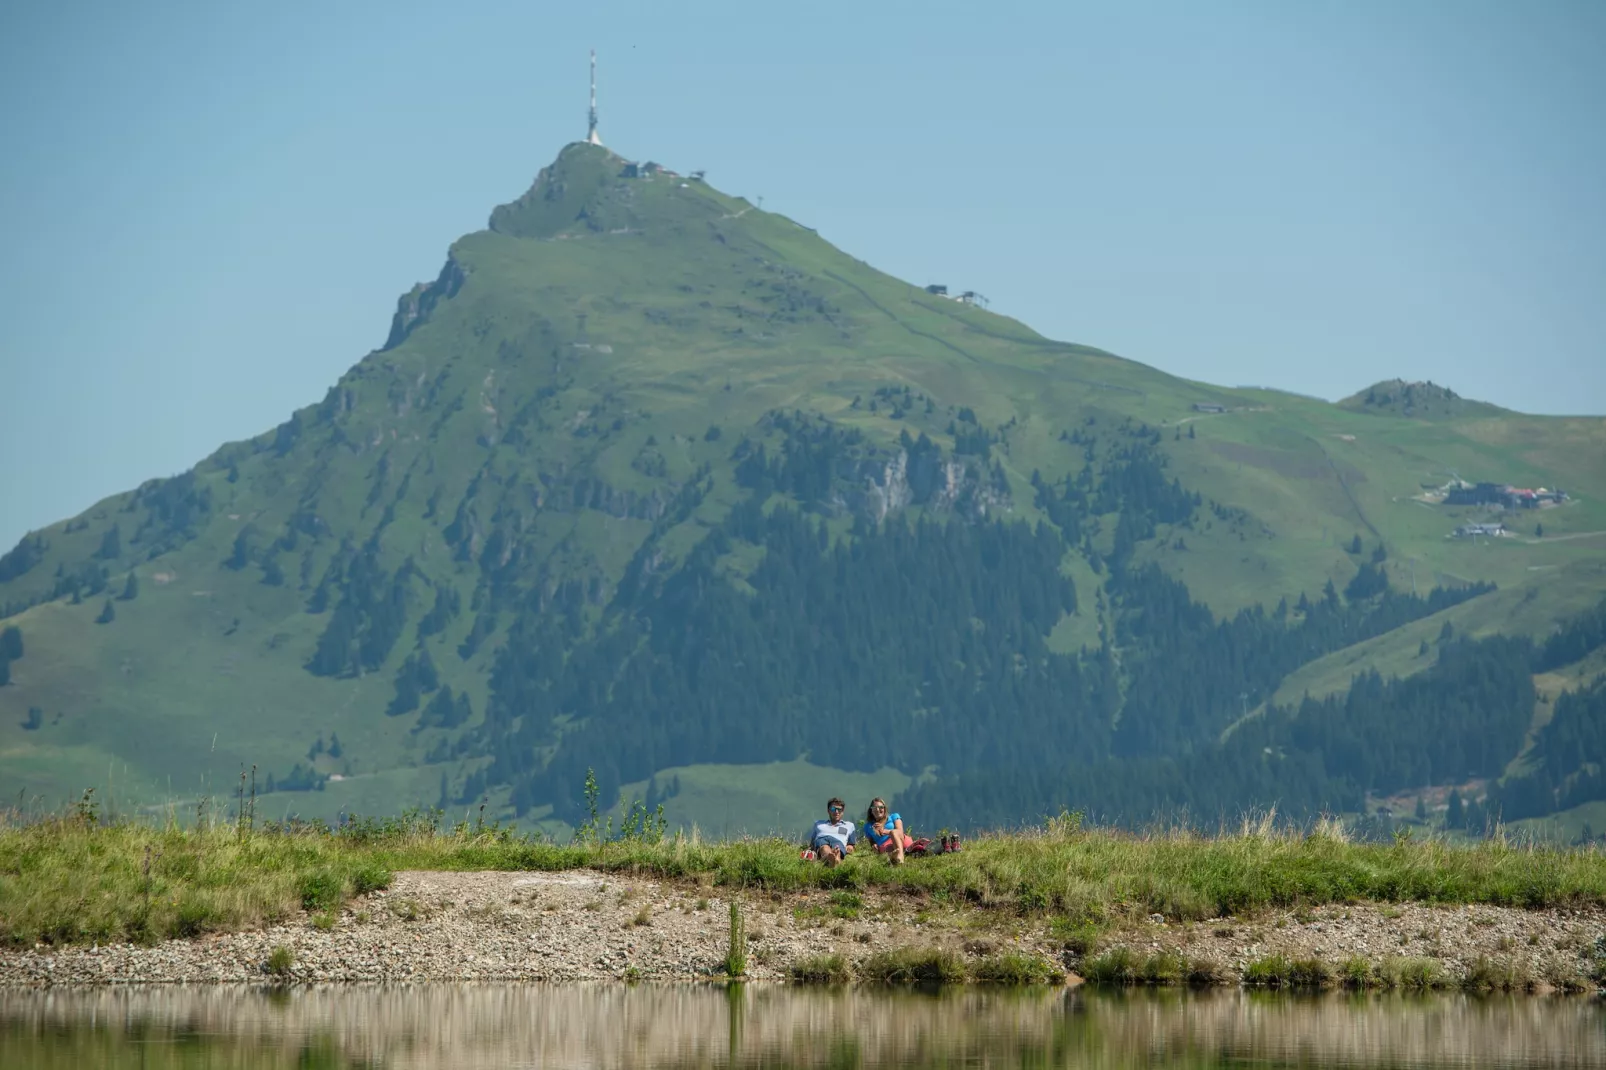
[1339,379,1509,421]
[2,142,1605,836]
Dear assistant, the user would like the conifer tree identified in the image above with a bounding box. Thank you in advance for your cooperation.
[95,599,116,624]
[118,572,139,601]
[224,529,251,570]
[261,557,285,587]
[96,524,122,560]
[1445,788,1464,829]
[0,625,20,660]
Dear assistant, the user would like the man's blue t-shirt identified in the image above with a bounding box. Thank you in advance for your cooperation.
[809,818,855,850]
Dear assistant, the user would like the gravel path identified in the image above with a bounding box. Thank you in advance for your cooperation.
[1,870,1601,988]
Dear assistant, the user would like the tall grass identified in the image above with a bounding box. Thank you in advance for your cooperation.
[3,806,1603,947]
[724,900,747,978]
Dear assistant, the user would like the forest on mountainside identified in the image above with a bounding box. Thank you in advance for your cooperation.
[412,418,1517,829]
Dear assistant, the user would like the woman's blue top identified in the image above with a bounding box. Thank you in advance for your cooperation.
[865,813,902,846]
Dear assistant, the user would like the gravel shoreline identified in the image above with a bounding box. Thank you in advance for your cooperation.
[2,870,1602,989]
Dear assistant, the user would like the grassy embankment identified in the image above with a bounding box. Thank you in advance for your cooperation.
[4,806,1604,951]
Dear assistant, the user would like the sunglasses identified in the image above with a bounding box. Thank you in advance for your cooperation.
[828,806,843,813]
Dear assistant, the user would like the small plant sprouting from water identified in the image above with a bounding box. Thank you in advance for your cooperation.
[725,900,747,977]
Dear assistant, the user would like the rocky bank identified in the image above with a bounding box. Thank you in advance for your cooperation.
[1,869,1602,988]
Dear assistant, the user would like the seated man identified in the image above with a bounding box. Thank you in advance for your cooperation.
[804,797,855,866]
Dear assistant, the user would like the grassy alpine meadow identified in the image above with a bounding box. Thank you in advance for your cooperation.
[4,804,1605,949]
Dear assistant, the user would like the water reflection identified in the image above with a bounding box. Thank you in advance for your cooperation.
[1,983,1601,1069]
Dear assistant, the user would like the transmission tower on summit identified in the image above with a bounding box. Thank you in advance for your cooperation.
[586,49,603,146]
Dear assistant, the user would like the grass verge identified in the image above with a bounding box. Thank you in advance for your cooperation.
[3,809,1604,947]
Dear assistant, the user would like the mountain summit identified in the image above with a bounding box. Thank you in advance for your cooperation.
[1,144,1603,836]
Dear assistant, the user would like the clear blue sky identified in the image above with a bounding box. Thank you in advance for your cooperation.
[2,1,1603,549]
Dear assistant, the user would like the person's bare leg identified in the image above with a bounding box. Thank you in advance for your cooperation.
[887,840,904,865]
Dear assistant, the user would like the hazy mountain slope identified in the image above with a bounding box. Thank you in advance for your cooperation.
[1,142,1602,831]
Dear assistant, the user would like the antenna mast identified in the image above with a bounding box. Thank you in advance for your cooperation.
[586,49,603,146]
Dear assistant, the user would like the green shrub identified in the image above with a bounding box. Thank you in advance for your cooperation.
[1051,918,1102,960]
[1378,956,1445,990]
[1340,956,1372,988]
[858,947,966,984]
[1186,957,1224,985]
[1462,955,1531,992]
[970,951,1063,985]
[826,889,862,919]
[1140,951,1186,985]
[265,944,294,978]
[789,953,850,983]
[298,870,342,913]
[1289,957,1330,988]
[350,862,391,896]
[1244,954,1293,987]
[170,898,213,938]
[1398,957,1446,989]
[1084,947,1137,986]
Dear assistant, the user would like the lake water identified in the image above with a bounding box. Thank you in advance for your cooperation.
[2,984,1601,1068]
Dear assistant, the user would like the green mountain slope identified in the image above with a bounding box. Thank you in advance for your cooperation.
[1,143,1603,833]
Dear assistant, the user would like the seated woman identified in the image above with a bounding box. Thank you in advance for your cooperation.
[862,797,916,865]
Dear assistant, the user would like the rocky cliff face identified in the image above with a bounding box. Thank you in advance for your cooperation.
[852,449,1010,523]
[384,254,468,351]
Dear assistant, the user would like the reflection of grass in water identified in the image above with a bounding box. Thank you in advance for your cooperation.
[5,986,1606,1070]
[0,1027,355,1070]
